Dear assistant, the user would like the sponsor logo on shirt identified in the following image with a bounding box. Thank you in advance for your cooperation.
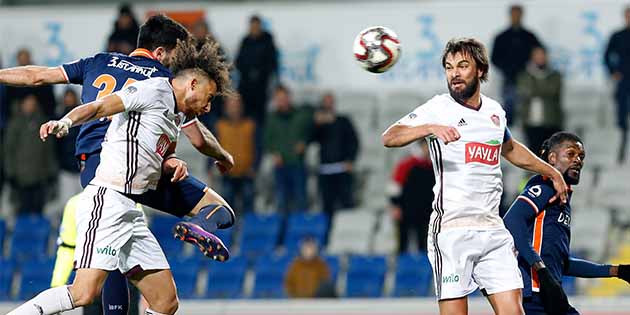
[156,134,171,157]
[465,141,500,165]
[528,185,542,198]
[107,57,158,78]
[491,114,500,126]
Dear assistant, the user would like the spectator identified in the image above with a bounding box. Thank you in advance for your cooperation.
[491,4,542,126]
[236,15,279,126]
[389,141,434,254]
[4,95,58,214]
[517,46,564,153]
[215,95,257,213]
[106,4,139,55]
[284,236,332,298]
[604,6,630,164]
[264,85,311,212]
[4,48,57,119]
[310,92,359,217]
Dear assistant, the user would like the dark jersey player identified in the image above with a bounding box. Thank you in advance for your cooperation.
[0,15,235,314]
[504,132,630,315]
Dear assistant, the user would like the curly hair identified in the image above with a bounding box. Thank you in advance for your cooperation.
[169,37,233,96]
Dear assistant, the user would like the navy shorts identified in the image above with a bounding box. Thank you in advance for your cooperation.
[80,153,207,218]
[523,293,580,315]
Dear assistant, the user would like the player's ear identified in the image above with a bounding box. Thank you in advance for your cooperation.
[153,47,166,61]
[548,151,557,164]
[190,77,198,90]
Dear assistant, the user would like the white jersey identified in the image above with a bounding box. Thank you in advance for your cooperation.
[91,77,186,194]
[396,93,510,231]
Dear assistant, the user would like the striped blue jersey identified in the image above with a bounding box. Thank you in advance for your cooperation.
[60,49,171,158]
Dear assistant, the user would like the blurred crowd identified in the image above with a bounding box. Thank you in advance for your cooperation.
[0,3,629,299]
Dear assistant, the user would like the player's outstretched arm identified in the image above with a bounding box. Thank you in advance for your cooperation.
[565,257,614,278]
[182,119,234,173]
[0,66,67,86]
[39,94,125,141]
[382,124,460,147]
[502,138,568,203]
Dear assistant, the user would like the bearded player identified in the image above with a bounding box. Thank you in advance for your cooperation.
[382,38,568,315]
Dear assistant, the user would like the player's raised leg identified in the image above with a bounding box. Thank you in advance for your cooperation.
[129,270,178,315]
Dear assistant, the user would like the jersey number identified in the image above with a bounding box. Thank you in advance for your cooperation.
[92,75,137,99]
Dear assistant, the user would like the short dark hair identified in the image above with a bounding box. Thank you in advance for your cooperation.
[441,38,490,82]
[169,37,233,97]
[274,84,290,95]
[510,4,523,13]
[137,14,190,51]
[539,132,583,162]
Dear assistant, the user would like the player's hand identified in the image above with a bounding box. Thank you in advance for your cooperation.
[537,267,570,315]
[549,170,568,204]
[163,157,189,182]
[39,118,72,141]
[215,151,234,174]
[617,265,630,284]
[429,125,461,144]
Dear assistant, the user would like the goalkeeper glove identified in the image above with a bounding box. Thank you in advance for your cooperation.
[537,267,570,315]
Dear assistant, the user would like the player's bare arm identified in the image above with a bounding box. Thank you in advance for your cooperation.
[162,143,189,183]
[182,119,234,173]
[0,65,67,86]
[39,94,125,141]
[502,138,568,203]
[382,123,460,147]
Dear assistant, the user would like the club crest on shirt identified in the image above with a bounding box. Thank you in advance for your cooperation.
[156,134,171,157]
[490,114,500,127]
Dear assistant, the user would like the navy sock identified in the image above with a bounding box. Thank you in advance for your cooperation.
[102,270,129,315]
[188,204,234,233]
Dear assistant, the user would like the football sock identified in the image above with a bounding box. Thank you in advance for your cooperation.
[7,285,75,315]
[145,308,170,315]
[188,204,234,233]
[102,270,129,314]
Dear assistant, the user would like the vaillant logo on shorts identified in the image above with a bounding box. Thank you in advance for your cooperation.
[96,246,117,256]
[442,273,460,284]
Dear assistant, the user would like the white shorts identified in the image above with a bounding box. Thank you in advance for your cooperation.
[427,228,523,300]
[74,185,169,274]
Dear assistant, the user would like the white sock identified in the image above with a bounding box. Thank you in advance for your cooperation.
[145,308,169,315]
[7,285,75,315]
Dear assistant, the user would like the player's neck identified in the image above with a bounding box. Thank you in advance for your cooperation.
[457,92,481,110]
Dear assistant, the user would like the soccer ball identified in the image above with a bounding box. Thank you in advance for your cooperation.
[353,26,401,73]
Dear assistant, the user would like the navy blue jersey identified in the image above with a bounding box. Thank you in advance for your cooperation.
[61,49,171,157]
[504,175,572,297]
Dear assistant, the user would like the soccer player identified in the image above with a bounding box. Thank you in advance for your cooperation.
[382,38,569,315]
[0,15,233,313]
[504,131,630,315]
[8,38,230,315]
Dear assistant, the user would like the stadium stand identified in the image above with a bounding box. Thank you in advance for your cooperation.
[238,212,282,260]
[206,256,248,299]
[392,253,433,297]
[18,258,55,300]
[10,215,50,263]
[345,255,387,297]
[252,254,292,299]
[283,212,328,255]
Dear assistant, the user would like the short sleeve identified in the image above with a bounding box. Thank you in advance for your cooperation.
[517,179,555,213]
[181,117,199,129]
[395,99,438,127]
[503,127,512,143]
[113,80,156,112]
[61,57,93,84]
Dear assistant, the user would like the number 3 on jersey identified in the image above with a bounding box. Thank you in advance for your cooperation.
[92,74,137,99]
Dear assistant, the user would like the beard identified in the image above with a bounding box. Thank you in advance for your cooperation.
[563,169,580,185]
[448,76,479,103]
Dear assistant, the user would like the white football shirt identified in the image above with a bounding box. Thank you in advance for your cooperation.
[91,77,186,194]
[396,93,510,231]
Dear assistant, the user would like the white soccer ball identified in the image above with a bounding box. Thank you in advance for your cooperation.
[353,26,401,74]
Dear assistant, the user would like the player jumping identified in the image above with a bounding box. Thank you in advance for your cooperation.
[504,131,630,314]
[8,37,230,315]
[0,15,234,313]
[382,38,568,315]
